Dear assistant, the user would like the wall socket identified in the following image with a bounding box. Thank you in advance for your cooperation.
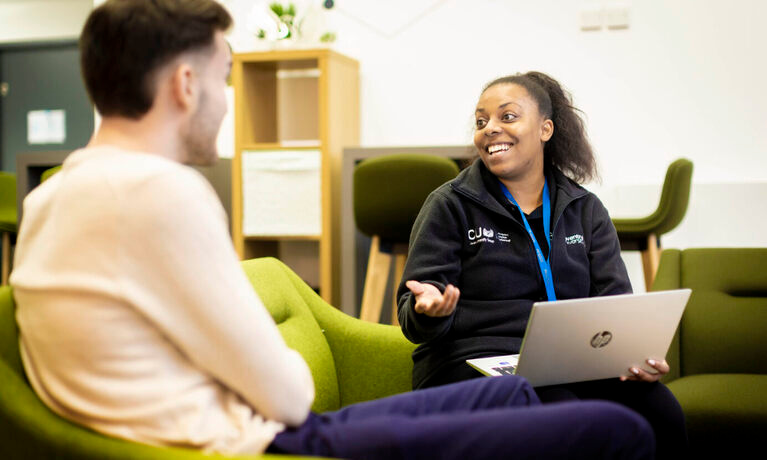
[580,5,630,31]
[580,8,604,31]
[605,7,630,29]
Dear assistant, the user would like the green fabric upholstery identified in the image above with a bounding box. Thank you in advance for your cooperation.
[1,257,415,458]
[652,249,683,382]
[653,248,767,454]
[612,158,693,247]
[41,165,62,183]
[354,154,459,242]
[242,258,416,408]
[242,259,341,412]
[0,172,17,234]
[668,375,767,449]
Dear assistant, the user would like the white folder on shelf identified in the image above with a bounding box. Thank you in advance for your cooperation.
[242,150,321,236]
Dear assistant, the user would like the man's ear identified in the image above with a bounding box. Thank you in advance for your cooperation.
[541,118,554,142]
[170,63,198,113]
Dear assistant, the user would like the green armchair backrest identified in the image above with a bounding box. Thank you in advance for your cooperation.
[612,158,694,239]
[0,172,17,231]
[41,165,62,183]
[651,158,693,236]
[353,154,460,242]
[653,248,767,382]
[0,257,416,459]
[241,257,415,409]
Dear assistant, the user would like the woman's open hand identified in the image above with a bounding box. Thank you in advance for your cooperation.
[405,281,460,317]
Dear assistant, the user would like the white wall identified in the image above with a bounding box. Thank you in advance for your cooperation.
[226,0,767,185]
[228,0,767,291]
[0,0,91,43]
[325,0,767,186]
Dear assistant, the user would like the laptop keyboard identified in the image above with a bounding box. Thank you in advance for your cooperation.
[491,365,517,375]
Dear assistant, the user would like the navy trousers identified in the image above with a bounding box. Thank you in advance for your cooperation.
[536,379,688,460]
[267,376,654,460]
[422,363,687,460]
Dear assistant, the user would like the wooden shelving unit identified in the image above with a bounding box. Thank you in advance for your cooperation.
[231,49,359,304]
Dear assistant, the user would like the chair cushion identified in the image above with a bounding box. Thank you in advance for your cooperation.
[0,222,16,233]
[668,374,767,450]
[241,258,341,412]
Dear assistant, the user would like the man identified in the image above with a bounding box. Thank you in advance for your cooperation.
[11,1,655,458]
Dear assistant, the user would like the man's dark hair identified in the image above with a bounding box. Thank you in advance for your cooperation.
[80,0,232,119]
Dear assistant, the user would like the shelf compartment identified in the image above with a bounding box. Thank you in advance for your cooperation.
[238,60,320,146]
[241,239,320,289]
[241,150,321,238]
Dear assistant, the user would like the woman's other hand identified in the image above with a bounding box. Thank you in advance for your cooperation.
[406,281,460,317]
[620,359,670,383]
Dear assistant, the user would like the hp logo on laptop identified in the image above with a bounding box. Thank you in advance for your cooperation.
[591,331,613,348]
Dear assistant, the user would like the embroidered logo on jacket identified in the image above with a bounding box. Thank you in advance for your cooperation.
[467,226,511,245]
[565,234,584,245]
[468,226,496,245]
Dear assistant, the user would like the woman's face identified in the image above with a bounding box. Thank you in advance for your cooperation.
[473,83,553,183]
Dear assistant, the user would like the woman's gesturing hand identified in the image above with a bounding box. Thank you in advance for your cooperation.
[406,281,460,317]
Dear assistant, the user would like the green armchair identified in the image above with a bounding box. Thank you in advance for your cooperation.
[354,154,460,324]
[0,257,416,459]
[612,158,693,290]
[653,248,767,456]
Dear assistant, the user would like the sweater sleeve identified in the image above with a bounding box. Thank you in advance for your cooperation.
[120,169,314,427]
[588,197,633,296]
[397,189,464,344]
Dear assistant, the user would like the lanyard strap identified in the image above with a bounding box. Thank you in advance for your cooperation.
[499,179,557,301]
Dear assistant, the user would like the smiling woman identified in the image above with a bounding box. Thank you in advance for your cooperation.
[474,82,553,209]
[396,71,689,459]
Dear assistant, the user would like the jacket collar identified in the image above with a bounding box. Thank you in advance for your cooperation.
[450,159,589,223]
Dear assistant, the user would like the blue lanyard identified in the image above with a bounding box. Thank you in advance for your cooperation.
[499,179,557,301]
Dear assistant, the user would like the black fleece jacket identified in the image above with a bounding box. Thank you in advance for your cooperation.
[397,160,632,389]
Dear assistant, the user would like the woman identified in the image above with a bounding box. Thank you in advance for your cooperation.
[397,71,686,459]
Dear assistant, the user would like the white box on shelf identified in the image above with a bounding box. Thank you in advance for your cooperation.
[242,150,321,236]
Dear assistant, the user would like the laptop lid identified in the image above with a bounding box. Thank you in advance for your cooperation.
[467,289,691,387]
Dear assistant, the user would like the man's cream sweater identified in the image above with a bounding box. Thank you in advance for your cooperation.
[11,146,315,454]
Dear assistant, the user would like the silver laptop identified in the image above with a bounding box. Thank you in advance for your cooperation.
[466,289,691,387]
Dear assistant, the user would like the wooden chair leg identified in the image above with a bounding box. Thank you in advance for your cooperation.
[359,235,392,323]
[2,232,10,286]
[391,254,407,326]
[640,234,661,290]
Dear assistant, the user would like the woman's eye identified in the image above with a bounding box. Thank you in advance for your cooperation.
[476,119,487,129]
[502,113,516,121]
